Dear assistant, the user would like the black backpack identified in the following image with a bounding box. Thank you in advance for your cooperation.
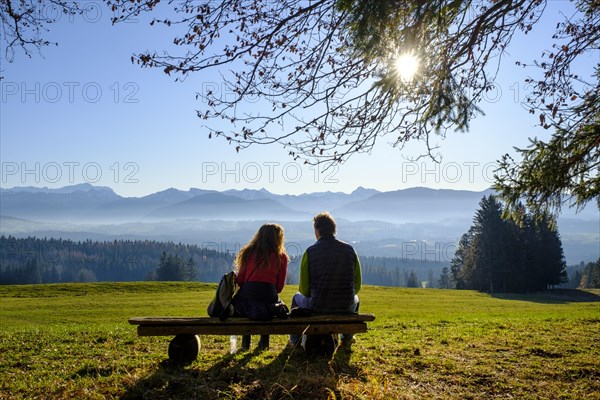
[207,271,238,320]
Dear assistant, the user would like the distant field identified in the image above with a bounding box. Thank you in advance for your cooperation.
[1,283,599,399]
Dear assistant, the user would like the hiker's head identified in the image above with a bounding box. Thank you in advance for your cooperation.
[313,212,336,238]
[235,223,287,271]
[255,223,285,252]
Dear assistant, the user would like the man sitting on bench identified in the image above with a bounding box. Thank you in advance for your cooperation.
[290,212,362,352]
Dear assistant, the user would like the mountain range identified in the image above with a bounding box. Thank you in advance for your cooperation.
[1,183,598,264]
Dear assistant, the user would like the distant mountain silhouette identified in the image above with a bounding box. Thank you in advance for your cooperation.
[1,184,597,264]
[0,184,120,221]
[97,188,218,220]
[147,192,307,221]
[0,184,596,224]
[0,183,114,194]
[333,187,496,223]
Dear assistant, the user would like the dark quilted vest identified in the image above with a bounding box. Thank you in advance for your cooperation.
[306,235,357,310]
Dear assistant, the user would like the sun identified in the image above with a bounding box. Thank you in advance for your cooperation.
[394,53,419,82]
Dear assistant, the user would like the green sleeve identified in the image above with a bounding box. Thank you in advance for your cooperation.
[298,251,310,296]
[354,253,362,294]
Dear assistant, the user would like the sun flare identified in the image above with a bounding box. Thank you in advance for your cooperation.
[394,53,419,82]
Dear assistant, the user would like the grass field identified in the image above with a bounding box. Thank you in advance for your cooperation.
[0,282,599,399]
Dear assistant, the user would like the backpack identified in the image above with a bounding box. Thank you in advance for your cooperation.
[207,271,238,320]
[303,334,338,357]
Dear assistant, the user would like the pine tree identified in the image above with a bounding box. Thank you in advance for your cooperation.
[427,269,435,288]
[572,269,583,289]
[407,271,420,288]
[580,259,600,288]
[469,195,510,292]
[452,196,569,293]
[186,257,196,281]
[450,233,471,289]
[155,252,186,281]
[535,213,567,289]
[438,267,451,289]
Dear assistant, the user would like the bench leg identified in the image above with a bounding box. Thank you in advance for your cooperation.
[241,335,251,351]
[257,335,269,350]
[168,334,201,365]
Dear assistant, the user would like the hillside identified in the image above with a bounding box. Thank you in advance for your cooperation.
[0,282,598,399]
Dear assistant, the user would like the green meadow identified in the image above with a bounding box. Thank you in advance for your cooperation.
[0,283,598,399]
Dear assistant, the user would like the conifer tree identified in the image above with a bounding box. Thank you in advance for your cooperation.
[186,257,197,281]
[438,267,451,289]
[580,259,600,288]
[450,233,471,290]
[407,271,420,288]
[452,196,568,292]
[534,213,567,289]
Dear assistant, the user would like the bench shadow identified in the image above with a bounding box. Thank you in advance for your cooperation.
[489,289,600,304]
[121,343,363,399]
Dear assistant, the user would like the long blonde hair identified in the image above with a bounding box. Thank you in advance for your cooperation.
[234,223,288,274]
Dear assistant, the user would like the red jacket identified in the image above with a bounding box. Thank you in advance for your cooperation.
[236,252,287,293]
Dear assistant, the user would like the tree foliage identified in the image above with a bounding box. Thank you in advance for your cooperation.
[451,195,567,292]
[0,236,234,284]
[103,1,598,162]
[0,236,447,286]
[580,258,600,288]
[2,0,598,213]
[438,266,451,289]
[153,252,199,281]
[495,91,600,217]
[0,0,84,61]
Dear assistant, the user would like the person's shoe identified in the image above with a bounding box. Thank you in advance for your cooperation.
[276,303,289,319]
[289,307,312,318]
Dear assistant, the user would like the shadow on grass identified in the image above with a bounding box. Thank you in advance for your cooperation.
[122,343,363,399]
[490,289,600,304]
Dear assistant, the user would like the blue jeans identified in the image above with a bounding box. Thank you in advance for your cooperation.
[289,292,360,345]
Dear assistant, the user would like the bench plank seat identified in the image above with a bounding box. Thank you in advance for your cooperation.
[128,313,375,363]
[129,314,375,326]
[129,314,375,336]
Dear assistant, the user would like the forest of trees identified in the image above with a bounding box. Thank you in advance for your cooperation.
[578,260,600,288]
[0,236,235,285]
[2,233,595,290]
[450,195,568,293]
[0,236,447,287]
[148,252,197,282]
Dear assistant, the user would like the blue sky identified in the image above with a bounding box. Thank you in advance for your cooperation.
[0,1,595,197]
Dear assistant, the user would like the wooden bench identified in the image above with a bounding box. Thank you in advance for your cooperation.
[129,314,376,364]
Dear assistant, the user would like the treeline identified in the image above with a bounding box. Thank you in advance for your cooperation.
[358,256,446,288]
[0,236,447,287]
[147,252,197,282]
[3,233,590,290]
[0,236,234,284]
[562,260,600,289]
[450,195,567,293]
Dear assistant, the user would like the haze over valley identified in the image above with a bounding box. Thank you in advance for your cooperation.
[1,184,597,265]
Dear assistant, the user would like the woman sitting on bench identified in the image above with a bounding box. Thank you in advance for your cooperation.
[232,223,289,350]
